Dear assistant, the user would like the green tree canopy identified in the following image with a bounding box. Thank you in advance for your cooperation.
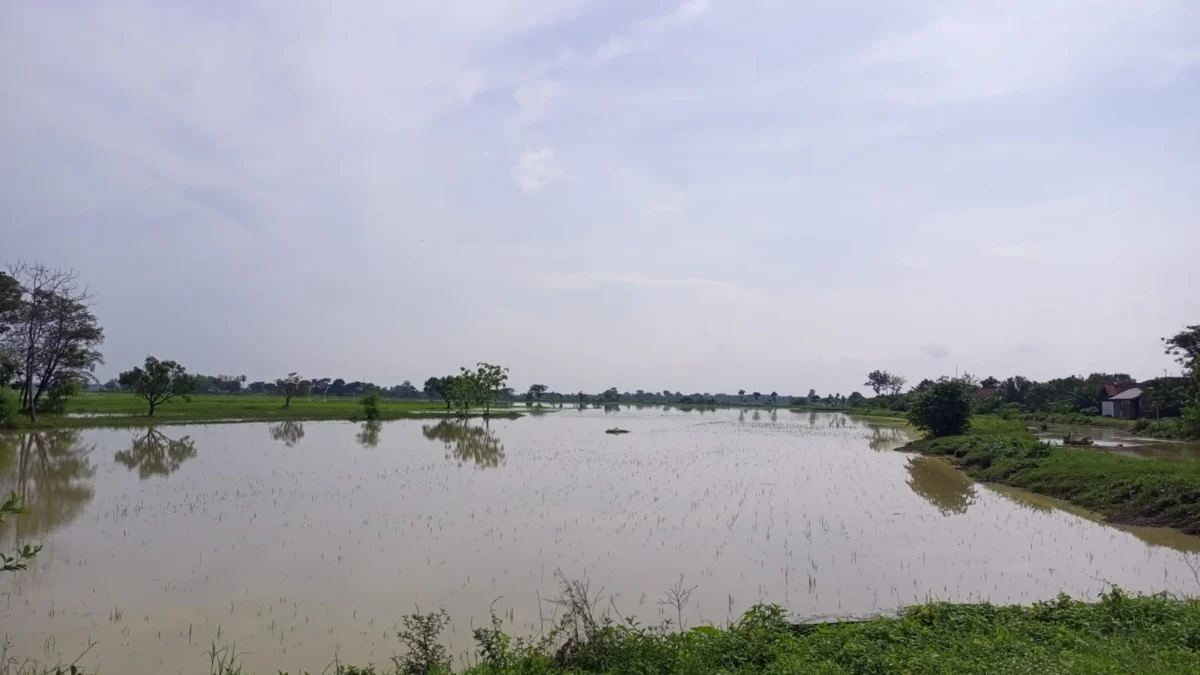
[119,356,196,416]
[908,378,973,437]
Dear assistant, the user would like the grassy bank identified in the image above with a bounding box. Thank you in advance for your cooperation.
[844,407,910,422]
[6,393,521,429]
[9,590,1200,674]
[1022,411,1200,440]
[903,417,1200,533]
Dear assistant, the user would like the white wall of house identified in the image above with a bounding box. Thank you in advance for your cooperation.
[1101,401,1115,417]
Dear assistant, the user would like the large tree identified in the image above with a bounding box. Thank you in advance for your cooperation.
[864,370,891,396]
[472,363,509,416]
[528,384,548,402]
[1164,325,1200,396]
[424,376,453,410]
[2,264,105,419]
[275,373,310,408]
[119,356,197,416]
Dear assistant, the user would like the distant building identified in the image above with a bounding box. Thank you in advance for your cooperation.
[1101,387,1143,419]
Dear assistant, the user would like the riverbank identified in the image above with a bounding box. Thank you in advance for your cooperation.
[10,590,1199,674]
[901,418,1200,534]
[1023,411,1200,441]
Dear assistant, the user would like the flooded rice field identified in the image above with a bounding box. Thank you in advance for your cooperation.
[4,407,1200,674]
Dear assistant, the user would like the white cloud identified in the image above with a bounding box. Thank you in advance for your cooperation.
[512,148,565,194]
[590,0,713,66]
[514,78,561,126]
[858,0,1197,104]
[989,245,1036,260]
[1,0,1196,394]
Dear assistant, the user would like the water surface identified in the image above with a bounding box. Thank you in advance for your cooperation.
[3,408,1200,674]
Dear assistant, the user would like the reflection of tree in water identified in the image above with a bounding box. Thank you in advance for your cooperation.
[867,426,910,451]
[356,420,382,448]
[421,421,505,469]
[114,428,197,479]
[0,430,96,539]
[906,457,976,516]
[268,421,305,447]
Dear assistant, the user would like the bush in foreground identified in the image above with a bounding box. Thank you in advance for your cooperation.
[9,587,1200,674]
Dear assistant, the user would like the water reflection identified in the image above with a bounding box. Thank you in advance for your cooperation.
[113,429,197,479]
[868,425,910,451]
[356,421,382,448]
[268,421,306,447]
[906,457,976,516]
[988,483,1200,553]
[421,421,505,468]
[0,430,95,537]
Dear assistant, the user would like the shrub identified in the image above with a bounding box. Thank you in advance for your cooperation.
[1080,407,1099,417]
[907,379,973,437]
[1183,406,1200,440]
[0,388,17,427]
[36,378,82,415]
[1132,419,1150,432]
[394,609,451,675]
[361,391,382,421]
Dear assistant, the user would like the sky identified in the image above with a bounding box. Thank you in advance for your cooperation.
[1,0,1197,395]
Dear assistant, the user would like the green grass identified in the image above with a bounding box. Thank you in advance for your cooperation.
[9,590,1200,674]
[905,416,1200,534]
[844,407,909,421]
[10,393,521,429]
[1022,412,1136,430]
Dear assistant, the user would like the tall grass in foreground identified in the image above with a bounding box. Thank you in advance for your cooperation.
[7,579,1200,674]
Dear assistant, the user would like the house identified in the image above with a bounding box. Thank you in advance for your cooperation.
[1101,382,1138,399]
[1101,387,1143,419]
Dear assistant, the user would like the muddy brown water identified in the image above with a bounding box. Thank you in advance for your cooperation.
[3,408,1200,674]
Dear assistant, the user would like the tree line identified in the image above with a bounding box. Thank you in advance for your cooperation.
[3,261,1196,431]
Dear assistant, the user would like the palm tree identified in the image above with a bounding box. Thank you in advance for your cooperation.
[738,389,746,403]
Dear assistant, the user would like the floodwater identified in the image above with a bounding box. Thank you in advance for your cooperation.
[3,408,1200,674]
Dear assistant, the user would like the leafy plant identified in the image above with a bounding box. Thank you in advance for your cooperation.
[274,373,311,408]
[361,391,381,421]
[118,356,197,416]
[394,610,451,675]
[907,378,973,437]
[1,492,41,572]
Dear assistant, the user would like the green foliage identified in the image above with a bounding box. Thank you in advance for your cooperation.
[394,610,452,675]
[472,363,509,415]
[1183,405,1200,439]
[9,589,1200,673]
[119,356,197,416]
[37,378,82,415]
[361,391,382,421]
[908,426,1200,533]
[1164,324,1200,396]
[863,370,906,396]
[424,377,453,410]
[906,378,973,437]
[1,491,42,572]
[274,373,311,408]
[2,264,105,420]
[0,387,17,428]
